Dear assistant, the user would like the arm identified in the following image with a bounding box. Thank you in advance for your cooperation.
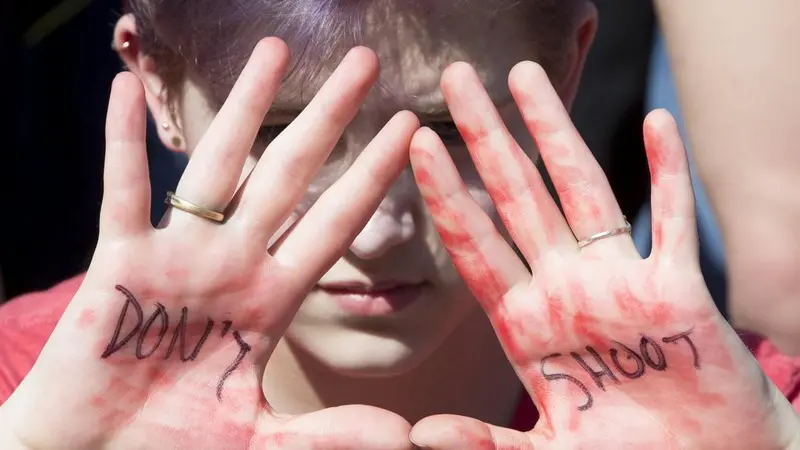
[654,0,800,354]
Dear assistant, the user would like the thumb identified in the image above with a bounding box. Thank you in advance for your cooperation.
[410,414,536,450]
[258,405,414,450]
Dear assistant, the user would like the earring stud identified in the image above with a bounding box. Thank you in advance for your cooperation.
[112,40,131,51]
[161,122,171,130]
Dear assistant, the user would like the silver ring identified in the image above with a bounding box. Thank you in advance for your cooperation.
[577,218,632,249]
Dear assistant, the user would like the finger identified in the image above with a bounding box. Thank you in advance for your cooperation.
[410,415,535,450]
[172,37,290,222]
[440,62,575,265]
[100,72,152,237]
[410,127,530,312]
[644,109,698,262]
[509,61,638,257]
[235,46,380,241]
[257,405,414,450]
[272,111,417,285]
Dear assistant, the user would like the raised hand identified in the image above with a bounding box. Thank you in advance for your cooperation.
[0,39,416,450]
[408,62,800,449]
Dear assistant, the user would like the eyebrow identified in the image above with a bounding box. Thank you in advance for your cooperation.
[415,96,514,122]
[266,105,305,119]
[262,94,515,123]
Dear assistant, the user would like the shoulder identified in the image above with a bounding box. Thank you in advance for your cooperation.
[742,332,800,411]
[0,274,85,405]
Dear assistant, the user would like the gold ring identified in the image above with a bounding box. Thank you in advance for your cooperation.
[577,218,632,249]
[165,191,225,223]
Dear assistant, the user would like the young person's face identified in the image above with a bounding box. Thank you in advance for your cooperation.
[121,1,596,377]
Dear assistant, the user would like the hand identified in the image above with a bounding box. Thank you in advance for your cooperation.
[408,62,800,449]
[0,39,417,450]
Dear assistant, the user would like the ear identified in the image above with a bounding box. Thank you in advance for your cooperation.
[113,14,185,152]
[554,2,598,109]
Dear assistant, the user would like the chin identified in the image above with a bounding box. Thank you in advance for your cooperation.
[285,323,445,378]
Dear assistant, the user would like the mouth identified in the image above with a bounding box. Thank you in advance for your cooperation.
[315,281,429,316]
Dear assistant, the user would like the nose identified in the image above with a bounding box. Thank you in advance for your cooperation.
[349,172,418,259]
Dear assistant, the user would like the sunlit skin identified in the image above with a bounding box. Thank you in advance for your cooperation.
[2,42,418,450]
[407,63,799,449]
[1,29,799,450]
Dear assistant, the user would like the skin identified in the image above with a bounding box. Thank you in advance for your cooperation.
[654,0,800,355]
[407,63,800,449]
[108,3,596,426]
[0,2,798,449]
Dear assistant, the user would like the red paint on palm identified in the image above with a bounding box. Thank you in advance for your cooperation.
[77,309,97,329]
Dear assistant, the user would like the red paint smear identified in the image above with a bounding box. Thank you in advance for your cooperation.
[414,145,510,307]
[545,294,567,342]
[571,312,605,349]
[492,315,526,364]
[458,121,491,150]
[611,283,675,328]
[254,430,374,450]
[649,302,674,327]
[568,282,606,348]
[413,154,436,188]
[436,219,506,309]
[526,369,555,440]
[491,305,542,365]
[612,286,648,321]
[148,417,256,449]
[511,147,559,246]
[554,164,604,234]
[643,120,669,181]
[651,222,663,255]
[164,267,189,282]
[527,118,560,139]
[77,309,96,329]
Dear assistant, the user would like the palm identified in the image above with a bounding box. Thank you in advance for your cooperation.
[409,62,798,449]
[3,40,416,450]
[505,260,779,448]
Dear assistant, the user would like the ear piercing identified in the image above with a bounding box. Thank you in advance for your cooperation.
[112,40,131,51]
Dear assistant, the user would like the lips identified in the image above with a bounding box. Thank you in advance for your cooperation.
[316,281,428,316]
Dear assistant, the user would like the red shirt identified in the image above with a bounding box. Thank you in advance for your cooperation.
[2,274,800,430]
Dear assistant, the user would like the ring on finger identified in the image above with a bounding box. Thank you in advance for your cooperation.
[577,218,632,249]
[165,191,226,223]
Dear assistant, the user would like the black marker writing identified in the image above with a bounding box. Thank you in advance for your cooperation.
[220,320,233,338]
[162,307,214,362]
[102,285,144,358]
[544,329,701,412]
[662,329,700,368]
[609,340,645,379]
[640,335,667,371]
[216,331,252,400]
[102,285,252,400]
[541,353,594,411]
[135,303,168,359]
[571,347,619,391]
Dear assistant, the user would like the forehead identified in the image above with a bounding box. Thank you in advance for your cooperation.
[269,2,540,117]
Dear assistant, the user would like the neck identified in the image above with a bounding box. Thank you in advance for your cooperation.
[262,308,522,425]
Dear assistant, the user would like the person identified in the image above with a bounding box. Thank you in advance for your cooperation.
[0,1,799,448]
